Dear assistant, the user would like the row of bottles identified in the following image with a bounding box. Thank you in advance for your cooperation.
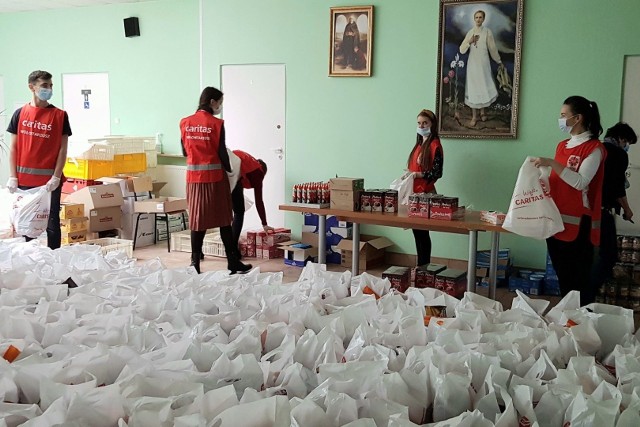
[292,182,330,204]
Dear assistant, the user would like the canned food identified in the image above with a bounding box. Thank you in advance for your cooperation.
[618,282,630,299]
[633,251,640,264]
[634,237,640,251]
[595,295,605,304]
[630,299,640,312]
[630,285,640,299]
[620,251,634,263]
[622,236,634,250]
[607,282,618,297]
[618,235,624,249]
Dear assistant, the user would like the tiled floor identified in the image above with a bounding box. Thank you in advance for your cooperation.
[133,241,563,310]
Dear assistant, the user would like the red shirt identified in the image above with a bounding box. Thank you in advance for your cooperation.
[15,104,66,186]
[180,110,224,183]
[550,138,606,244]
[233,150,268,225]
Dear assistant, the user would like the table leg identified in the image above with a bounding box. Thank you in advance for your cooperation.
[317,214,326,264]
[467,230,478,292]
[489,231,500,300]
[352,222,360,275]
[133,213,140,250]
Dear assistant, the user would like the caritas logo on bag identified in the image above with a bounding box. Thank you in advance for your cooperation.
[514,187,545,206]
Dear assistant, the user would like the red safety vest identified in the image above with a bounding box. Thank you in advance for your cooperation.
[408,138,442,193]
[180,110,224,183]
[233,149,263,189]
[16,104,65,186]
[549,138,606,245]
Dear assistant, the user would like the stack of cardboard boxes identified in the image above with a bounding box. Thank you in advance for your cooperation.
[279,232,318,267]
[244,228,291,259]
[64,182,124,236]
[60,203,88,245]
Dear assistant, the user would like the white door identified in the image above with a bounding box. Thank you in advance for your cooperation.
[619,55,640,235]
[221,64,286,232]
[62,72,110,141]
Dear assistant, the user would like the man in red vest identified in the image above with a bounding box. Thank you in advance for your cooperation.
[231,150,274,251]
[6,70,71,249]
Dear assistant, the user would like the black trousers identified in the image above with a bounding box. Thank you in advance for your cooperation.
[412,229,431,266]
[591,209,618,291]
[18,184,62,250]
[231,182,245,248]
[546,215,595,305]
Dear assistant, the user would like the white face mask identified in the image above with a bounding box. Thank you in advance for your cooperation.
[558,118,573,133]
[36,87,53,101]
[417,127,431,137]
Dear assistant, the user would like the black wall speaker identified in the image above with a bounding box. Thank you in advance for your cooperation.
[123,17,140,38]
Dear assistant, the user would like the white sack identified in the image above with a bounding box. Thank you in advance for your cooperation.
[11,187,51,238]
[503,158,564,239]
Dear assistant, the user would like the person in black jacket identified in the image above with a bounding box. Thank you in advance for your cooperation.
[593,122,637,289]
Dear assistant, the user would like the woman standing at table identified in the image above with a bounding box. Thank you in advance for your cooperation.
[406,109,444,265]
[180,86,251,274]
[531,96,605,304]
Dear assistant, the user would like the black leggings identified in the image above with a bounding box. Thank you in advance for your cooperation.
[412,229,431,266]
[191,225,236,260]
[547,215,595,305]
[19,184,62,250]
[231,182,245,248]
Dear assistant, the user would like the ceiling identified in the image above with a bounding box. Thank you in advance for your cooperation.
[0,0,153,13]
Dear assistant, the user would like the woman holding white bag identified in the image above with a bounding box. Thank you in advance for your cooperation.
[531,96,605,304]
[405,109,444,266]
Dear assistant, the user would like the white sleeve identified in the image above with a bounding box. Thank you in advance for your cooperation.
[559,148,603,190]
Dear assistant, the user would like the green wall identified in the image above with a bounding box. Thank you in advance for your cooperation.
[2,0,639,269]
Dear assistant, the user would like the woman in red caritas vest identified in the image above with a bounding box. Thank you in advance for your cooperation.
[406,109,444,266]
[531,96,606,305]
[180,87,251,274]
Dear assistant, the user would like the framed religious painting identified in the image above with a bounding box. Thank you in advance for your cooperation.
[329,6,374,77]
[436,0,524,138]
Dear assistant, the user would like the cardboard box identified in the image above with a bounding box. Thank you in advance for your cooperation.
[135,197,187,213]
[434,269,467,298]
[408,194,430,219]
[370,190,385,213]
[260,247,284,259]
[98,176,153,198]
[279,232,319,267]
[480,210,506,225]
[382,266,411,292]
[256,228,292,247]
[329,177,364,192]
[60,203,85,220]
[337,234,394,272]
[415,263,447,288]
[65,183,124,209]
[152,182,168,197]
[121,213,155,247]
[60,217,88,233]
[61,230,87,245]
[330,189,360,211]
[88,206,122,232]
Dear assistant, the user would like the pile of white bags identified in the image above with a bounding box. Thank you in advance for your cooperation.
[1,239,639,426]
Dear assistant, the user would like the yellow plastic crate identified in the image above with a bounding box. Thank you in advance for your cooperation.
[63,158,115,180]
[114,153,147,174]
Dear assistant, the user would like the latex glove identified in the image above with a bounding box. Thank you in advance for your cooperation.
[45,176,61,192]
[263,225,275,234]
[6,177,18,194]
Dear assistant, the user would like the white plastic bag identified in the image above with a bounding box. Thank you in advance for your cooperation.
[227,149,241,190]
[390,173,414,206]
[0,188,15,238]
[11,187,50,238]
[503,157,564,239]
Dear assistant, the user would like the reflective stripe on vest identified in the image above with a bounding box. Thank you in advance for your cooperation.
[561,214,600,229]
[17,166,55,175]
[187,163,222,171]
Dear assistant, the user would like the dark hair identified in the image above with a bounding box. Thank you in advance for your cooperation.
[563,96,603,138]
[28,70,52,84]
[407,109,440,172]
[197,87,223,114]
[258,159,267,175]
[605,122,637,145]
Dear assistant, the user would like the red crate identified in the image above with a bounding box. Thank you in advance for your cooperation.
[62,178,99,194]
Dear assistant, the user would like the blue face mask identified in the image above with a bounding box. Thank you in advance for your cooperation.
[36,87,53,101]
[417,127,431,137]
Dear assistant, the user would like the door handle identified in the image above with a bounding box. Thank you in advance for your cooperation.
[271,147,284,154]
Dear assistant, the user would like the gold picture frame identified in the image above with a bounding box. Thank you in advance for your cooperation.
[329,5,374,77]
[436,0,524,138]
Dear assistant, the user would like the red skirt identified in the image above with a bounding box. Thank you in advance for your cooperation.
[187,175,232,231]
